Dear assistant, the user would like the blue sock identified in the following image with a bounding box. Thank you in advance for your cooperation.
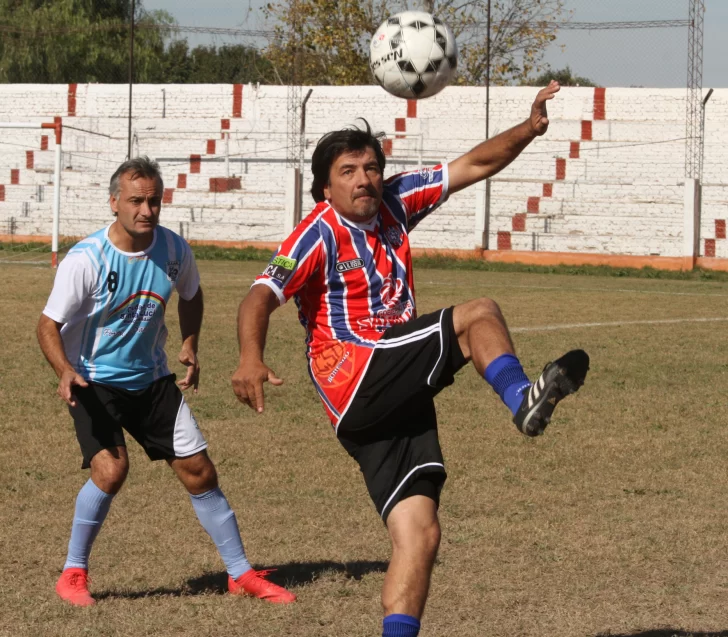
[484,353,532,416]
[190,488,251,580]
[64,479,114,570]
[383,614,420,637]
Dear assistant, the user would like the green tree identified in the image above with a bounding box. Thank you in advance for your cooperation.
[0,0,174,83]
[523,65,597,87]
[262,0,567,86]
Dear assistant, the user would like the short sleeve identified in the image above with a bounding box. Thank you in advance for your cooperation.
[175,240,201,301]
[42,252,97,324]
[253,215,324,305]
[384,163,449,231]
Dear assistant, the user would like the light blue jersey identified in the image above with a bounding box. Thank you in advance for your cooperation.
[43,225,200,389]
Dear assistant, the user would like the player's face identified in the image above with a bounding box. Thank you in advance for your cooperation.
[324,147,383,221]
[110,173,162,239]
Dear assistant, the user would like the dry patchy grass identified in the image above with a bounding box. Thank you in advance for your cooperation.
[1,261,728,637]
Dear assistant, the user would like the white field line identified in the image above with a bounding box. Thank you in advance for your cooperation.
[422,281,728,298]
[510,317,728,333]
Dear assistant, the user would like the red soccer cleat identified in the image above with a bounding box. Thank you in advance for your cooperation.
[56,567,95,607]
[228,569,296,604]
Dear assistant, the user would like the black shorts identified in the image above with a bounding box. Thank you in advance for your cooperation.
[337,307,467,522]
[69,374,208,469]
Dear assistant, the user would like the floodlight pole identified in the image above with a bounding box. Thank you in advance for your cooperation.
[127,0,135,160]
[483,0,492,251]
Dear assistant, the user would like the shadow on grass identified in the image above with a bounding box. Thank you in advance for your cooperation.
[95,559,389,600]
[596,628,728,637]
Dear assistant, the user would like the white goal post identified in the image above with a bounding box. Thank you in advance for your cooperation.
[0,121,62,267]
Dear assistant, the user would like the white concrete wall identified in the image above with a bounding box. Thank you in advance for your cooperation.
[0,83,726,258]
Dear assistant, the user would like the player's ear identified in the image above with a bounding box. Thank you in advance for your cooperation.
[109,195,119,217]
[322,182,332,200]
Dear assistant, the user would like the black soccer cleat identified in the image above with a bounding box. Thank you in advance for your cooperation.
[513,349,590,437]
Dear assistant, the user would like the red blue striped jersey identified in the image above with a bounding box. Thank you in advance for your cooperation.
[253,163,449,425]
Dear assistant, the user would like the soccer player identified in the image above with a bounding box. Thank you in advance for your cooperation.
[233,81,589,636]
[37,157,295,607]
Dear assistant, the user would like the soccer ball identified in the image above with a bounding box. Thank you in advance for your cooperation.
[369,11,457,100]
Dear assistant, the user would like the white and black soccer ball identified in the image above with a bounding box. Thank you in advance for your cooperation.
[370,11,457,100]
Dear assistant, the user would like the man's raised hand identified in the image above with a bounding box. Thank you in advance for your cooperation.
[530,80,560,137]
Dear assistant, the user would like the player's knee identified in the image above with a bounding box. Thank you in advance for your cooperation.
[90,453,129,494]
[178,454,218,493]
[472,296,502,321]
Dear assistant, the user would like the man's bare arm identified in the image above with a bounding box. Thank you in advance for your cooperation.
[232,284,283,413]
[448,81,560,195]
[177,286,204,392]
[37,314,88,407]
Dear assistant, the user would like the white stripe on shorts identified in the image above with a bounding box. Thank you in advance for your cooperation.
[381,462,445,519]
[173,397,208,458]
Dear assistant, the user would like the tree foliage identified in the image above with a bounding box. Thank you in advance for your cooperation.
[0,0,274,84]
[263,0,567,86]
[523,65,597,87]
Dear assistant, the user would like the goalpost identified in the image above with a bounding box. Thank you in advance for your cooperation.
[0,120,62,267]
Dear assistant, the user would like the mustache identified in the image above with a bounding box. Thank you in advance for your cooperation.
[354,188,379,199]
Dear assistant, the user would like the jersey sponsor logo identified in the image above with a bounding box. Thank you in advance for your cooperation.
[380,274,404,308]
[264,255,297,284]
[108,291,167,324]
[311,342,357,388]
[335,258,364,273]
[384,225,403,248]
[166,260,180,282]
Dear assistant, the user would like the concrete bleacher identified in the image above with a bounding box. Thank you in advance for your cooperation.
[0,84,726,259]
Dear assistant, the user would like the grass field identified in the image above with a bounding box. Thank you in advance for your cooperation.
[2,260,728,637]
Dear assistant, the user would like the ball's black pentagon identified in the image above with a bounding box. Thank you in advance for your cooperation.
[433,15,443,24]
[447,55,457,69]
[389,31,402,49]
[397,59,418,73]
[435,32,447,48]
[387,16,400,25]
[412,78,427,95]
[406,20,430,30]
[426,60,439,73]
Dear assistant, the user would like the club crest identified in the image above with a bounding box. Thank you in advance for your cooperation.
[384,225,403,248]
[166,260,180,282]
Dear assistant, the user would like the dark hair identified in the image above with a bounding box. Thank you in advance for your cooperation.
[109,155,163,199]
[310,119,386,203]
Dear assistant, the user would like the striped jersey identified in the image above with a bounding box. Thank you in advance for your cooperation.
[253,163,449,425]
[43,225,200,389]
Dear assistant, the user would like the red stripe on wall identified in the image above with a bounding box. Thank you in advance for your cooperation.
[177,174,187,189]
[190,155,201,174]
[716,219,726,239]
[163,188,174,204]
[705,239,716,257]
[556,158,566,180]
[527,197,540,213]
[543,183,553,197]
[581,120,593,141]
[10,169,19,185]
[594,87,606,120]
[512,213,526,232]
[68,84,77,117]
[497,231,512,250]
[407,100,417,118]
[233,85,243,118]
[40,136,49,151]
[26,151,34,170]
[570,142,580,159]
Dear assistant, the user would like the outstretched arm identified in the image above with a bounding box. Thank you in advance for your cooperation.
[232,284,283,413]
[448,80,560,195]
[37,314,89,407]
[178,286,204,392]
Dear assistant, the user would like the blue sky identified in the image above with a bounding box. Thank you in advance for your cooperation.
[143,0,725,88]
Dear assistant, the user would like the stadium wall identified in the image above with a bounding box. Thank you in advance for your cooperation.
[0,83,727,269]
